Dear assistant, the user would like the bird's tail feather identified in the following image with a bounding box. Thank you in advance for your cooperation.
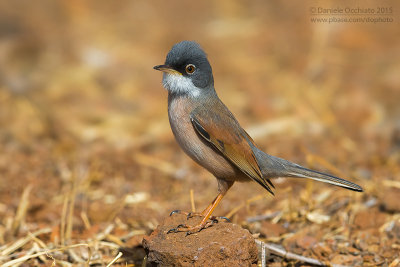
[284,164,363,192]
[252,148,363,192]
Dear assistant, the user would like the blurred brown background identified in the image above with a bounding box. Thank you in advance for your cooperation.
[0,0,399,265]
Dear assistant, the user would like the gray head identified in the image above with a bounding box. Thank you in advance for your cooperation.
[154,41,214,97]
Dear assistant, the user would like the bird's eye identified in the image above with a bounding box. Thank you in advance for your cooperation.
[185,64,196,74]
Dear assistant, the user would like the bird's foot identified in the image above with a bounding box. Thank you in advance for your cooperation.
[169,210,230,222]
[169,210,186,216]
[166,221,212,236]
[211,216,230,222]
[166,216,230,236]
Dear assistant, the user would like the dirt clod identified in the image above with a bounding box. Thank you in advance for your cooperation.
[143,213,258,267]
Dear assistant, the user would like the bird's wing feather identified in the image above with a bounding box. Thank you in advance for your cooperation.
[190,102,274,194]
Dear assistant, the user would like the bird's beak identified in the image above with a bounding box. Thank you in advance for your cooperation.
[153,65,182,75]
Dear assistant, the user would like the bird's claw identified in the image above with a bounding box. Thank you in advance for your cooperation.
[169,210,181,216]
[186,212,203,220]
[216,216,230,222]
[167,224,187,234]
[166,228,176,234]
[185,229,201,236]
[167,227,180,234]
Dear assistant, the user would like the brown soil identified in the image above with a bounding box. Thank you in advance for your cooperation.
[0,1,399,266]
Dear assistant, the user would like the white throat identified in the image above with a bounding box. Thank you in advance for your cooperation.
[162,73,201,98]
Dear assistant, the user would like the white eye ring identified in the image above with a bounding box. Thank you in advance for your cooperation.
[185,64,196,74]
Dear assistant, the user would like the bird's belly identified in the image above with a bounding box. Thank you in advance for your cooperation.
[168,97,249,182]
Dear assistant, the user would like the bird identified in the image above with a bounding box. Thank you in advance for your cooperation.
[154,41,363,235]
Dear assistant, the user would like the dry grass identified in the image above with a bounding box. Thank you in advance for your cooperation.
[1,0,399,266]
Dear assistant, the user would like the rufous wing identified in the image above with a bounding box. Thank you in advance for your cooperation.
[190,107,274,195]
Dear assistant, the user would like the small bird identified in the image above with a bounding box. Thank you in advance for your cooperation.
[154,41,363,235]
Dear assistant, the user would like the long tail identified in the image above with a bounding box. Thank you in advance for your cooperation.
[252,147,363,192]
[284,164,363,192]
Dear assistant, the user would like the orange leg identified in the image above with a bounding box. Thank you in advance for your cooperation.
[186,196,216,217]
[197,193,225,224]
[200,196,217,216]
[167,180,233,235]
